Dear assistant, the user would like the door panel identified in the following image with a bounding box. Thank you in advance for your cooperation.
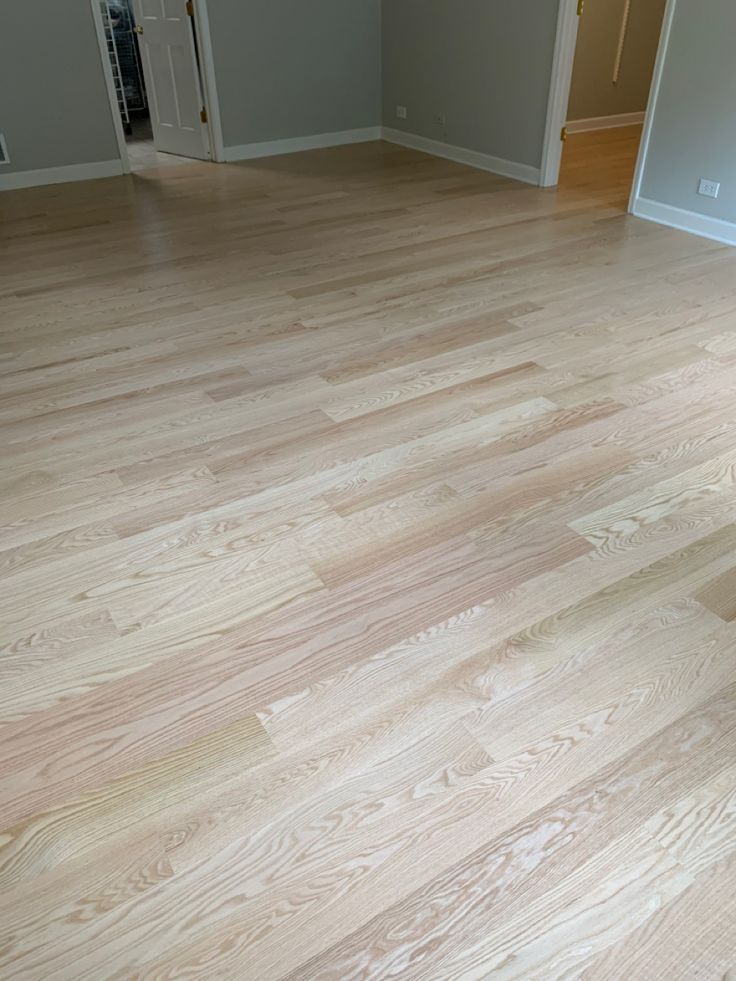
[170,43,201,130]
[133,0,210,160]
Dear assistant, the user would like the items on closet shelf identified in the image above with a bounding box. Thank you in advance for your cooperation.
[101,0,147,135]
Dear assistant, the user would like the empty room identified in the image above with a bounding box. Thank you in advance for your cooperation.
[2,0,736,977]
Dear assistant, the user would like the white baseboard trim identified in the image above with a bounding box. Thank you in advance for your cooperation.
[0,159,124,192]
[381,127,540,186]
[222,125,540,186]
[632,196,736,247]
[223,127,382,163]
[566,112,646,134]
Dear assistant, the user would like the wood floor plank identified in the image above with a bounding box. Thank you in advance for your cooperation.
[184,684,736,980]
[1,129,735,977]
[430,828,694,981]
[695,566,736,622]
[0,713,274,890]
[646,759,736,876]
[582,854,736,981]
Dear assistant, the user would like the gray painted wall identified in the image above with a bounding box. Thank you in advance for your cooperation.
[568,0,666,120]
[639,0,736,225]
[0,0,120,175]
[381,0,559,169]
[207,0,382,149]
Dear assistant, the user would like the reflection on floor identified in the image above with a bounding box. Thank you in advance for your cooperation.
[125,115,199,172]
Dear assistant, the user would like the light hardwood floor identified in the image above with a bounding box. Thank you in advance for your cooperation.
[1,129,736,979]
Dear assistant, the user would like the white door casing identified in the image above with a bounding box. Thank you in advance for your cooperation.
[133,0,211,160]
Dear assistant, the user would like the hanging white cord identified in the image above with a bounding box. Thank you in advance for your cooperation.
[613,0,633,83]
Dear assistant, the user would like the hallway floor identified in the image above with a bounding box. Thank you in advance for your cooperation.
[125,115,200,172]
[559,124,643,209]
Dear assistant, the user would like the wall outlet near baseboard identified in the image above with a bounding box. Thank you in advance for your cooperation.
[396,105,407,120]
[433,113,446,126]
[698,178,720,199]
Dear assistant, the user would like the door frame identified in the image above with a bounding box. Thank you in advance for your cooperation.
[192,0,225,163]
[539,0,678,198]
[90,0,131,174]
[539,0,581,188]
[627,0,678,213]
[90,0,225,167]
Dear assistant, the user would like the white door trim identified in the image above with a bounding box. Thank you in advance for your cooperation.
[628,0,679,213]
[193,0,225,162]
[539,0,581,188]
[90,0,131,175]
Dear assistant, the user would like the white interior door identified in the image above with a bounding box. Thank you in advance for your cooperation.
[133,0,210,160]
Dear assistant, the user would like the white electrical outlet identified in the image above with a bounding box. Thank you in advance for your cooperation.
[433,113,446,126]
[698,178,720,199]
[396,105,407,120]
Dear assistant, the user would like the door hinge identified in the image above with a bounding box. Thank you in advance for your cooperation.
[185,0,194,16]
[560,126,568,142]
[577,0,585,15]
[200,107,208,124]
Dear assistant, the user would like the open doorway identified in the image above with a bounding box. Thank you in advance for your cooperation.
[541,0,673,209]
[92,0,223,174]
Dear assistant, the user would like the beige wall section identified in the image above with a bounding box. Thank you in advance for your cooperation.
[568,0,667,121]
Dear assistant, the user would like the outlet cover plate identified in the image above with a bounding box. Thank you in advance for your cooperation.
[698,178,720,199]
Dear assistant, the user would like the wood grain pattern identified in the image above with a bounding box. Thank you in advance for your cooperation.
[695,566,736,622]
[1,127,735,978]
